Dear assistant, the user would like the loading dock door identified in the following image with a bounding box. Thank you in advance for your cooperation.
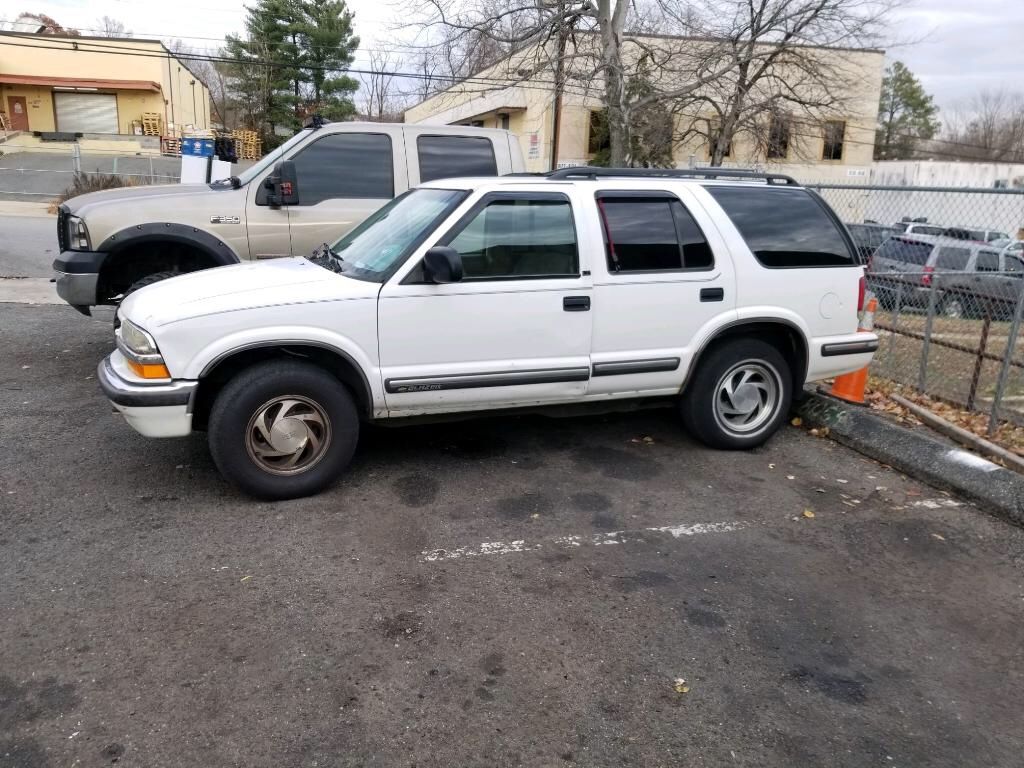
[54,92,118,134]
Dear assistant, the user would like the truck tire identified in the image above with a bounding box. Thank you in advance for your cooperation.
[680,338,792,450]
[113,271,180,328]
[208,360,359,500]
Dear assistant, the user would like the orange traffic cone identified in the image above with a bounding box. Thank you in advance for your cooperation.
[828,297,877,405]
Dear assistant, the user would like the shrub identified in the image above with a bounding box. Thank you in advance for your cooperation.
[48,171,136,212]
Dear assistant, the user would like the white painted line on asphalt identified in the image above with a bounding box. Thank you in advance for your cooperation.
[911,498,962,509]
[0,278,62,304]
[420,521,745,562]
[944,449,1000,473]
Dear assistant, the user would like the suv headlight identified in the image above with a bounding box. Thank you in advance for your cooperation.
[66,215,90,251]
[117,319,170,379]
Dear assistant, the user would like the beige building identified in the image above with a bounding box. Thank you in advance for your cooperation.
[405,35,885,181]
[0,32,210,136]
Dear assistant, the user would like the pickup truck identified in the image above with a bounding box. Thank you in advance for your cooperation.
[52,122,525,315]
[99,167,877,500]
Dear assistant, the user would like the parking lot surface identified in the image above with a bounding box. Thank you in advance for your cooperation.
[3,303,1024,767]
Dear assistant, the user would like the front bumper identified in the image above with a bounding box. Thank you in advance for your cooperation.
[53,250,106,309]
[98,355,197,437]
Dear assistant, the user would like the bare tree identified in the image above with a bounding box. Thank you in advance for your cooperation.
[943,90,1024,162]
[359,51,404,120]
[410,0,902,166]
[97,15,130,38]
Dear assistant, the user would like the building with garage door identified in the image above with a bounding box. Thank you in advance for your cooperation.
[0,32,209,136]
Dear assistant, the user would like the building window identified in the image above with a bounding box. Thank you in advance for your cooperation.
[767,114,791,159]
[498,113,510,130]
[822,120,845,161]
[708,120,731,159]
[588,109,610,155]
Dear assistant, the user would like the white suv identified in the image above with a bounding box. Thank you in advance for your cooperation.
[99,168,877,499]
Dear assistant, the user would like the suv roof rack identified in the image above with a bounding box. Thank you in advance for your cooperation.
[541,166,800,186]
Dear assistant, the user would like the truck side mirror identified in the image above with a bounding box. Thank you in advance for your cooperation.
[265,160,300,208]
[423,246,463,283]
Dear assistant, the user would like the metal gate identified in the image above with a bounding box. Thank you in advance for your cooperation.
[54,92,118,134]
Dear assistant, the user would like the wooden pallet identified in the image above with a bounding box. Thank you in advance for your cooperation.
[161,136,181,156]
[230,129,262,159]
[142,113,163,137]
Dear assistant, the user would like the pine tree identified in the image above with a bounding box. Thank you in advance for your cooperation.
[875,61,941,160]
[299,0,360,121]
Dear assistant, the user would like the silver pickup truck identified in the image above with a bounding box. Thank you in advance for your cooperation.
[53,122,525,315]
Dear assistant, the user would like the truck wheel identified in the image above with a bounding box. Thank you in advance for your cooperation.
[680,338,792,450]
[113,271,179,328]
[208,360,359,500]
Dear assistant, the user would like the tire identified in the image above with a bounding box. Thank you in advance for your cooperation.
[939,292,968,319]
[114,271,179,328]
[208,360,359,500]
[680,338,792,450]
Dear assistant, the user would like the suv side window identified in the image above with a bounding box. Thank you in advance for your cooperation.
[418,135,498,182]
[596,193,713,272]
[705,186,855,267]
[874,238,933,266]
[442,194,578,280]
[935,247,970,270]
[289,133,394,204]
[975,251,1000,272]
[1005,256,1024,275]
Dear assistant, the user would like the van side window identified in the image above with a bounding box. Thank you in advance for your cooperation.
[975,251,1000,272]
[596,194,713,272]
[443,195,577,279]
[935,247,970,270]
[289,133,394,203]
[705,186,855,267]
[418,136,498,182]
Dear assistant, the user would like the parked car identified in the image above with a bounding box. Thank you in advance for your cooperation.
[941,246,1024,319]
[52,122,526,316]
[868,234,1021,317]
[941,226,1011,243]
[98,167,877,499]
[892,221,947,237]
[846,223,900,264]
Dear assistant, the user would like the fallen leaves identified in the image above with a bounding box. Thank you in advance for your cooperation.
[673,677,690,694]
[802,509,815,519]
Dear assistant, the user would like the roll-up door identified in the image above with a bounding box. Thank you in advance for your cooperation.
[54,92,119,133]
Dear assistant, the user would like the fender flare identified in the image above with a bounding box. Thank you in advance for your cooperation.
[97,223,240,265]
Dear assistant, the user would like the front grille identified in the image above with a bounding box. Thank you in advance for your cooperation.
[56,206,68,251]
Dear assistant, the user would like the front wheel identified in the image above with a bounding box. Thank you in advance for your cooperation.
[208,360,359,499]
[680,338,792,450]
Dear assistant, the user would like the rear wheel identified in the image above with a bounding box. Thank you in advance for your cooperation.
[681,338,792,450]
[208,360,359,499]
[940,292,968,319]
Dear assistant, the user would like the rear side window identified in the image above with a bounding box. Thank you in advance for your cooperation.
[976,251,1000,271]
[1005,256,1024,274]
[597,194,713,272]
[874,238,933,266]
[705,186,854,267]
[915,225,945,236]
[418,135,498,182]
[935,247,970,270]
[289,132,394,203]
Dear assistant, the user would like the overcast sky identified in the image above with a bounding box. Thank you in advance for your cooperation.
[5,0,1023,114]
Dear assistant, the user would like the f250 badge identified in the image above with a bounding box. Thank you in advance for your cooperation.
[210,215,240,224]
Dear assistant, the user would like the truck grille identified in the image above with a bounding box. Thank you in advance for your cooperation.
[56,206,68,251]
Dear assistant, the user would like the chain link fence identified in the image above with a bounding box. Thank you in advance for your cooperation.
[805,182,1024,434]
[0,144,181,200]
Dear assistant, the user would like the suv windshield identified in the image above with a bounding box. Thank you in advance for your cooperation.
[324,188,468,282]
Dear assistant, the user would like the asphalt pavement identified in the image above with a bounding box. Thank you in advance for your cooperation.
[2,302,1024,767]
[0,211,57,278]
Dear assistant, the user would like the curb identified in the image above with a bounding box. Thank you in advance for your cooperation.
[796,392,1024,527]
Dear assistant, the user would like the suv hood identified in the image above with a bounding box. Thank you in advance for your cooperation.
[120,258,379,328]
[62,183,226,215]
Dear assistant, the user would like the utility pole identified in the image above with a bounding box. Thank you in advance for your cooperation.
[549,0,569,171]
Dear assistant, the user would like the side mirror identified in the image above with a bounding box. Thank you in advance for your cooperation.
[423,246,463,284]
[265,160,300,208]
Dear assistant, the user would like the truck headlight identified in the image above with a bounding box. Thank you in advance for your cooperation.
[117,319,170,379]
[66,215,90,250]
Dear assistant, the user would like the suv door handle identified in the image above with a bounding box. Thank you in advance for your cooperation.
[700,287,725,302]
[563,295,590,312]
